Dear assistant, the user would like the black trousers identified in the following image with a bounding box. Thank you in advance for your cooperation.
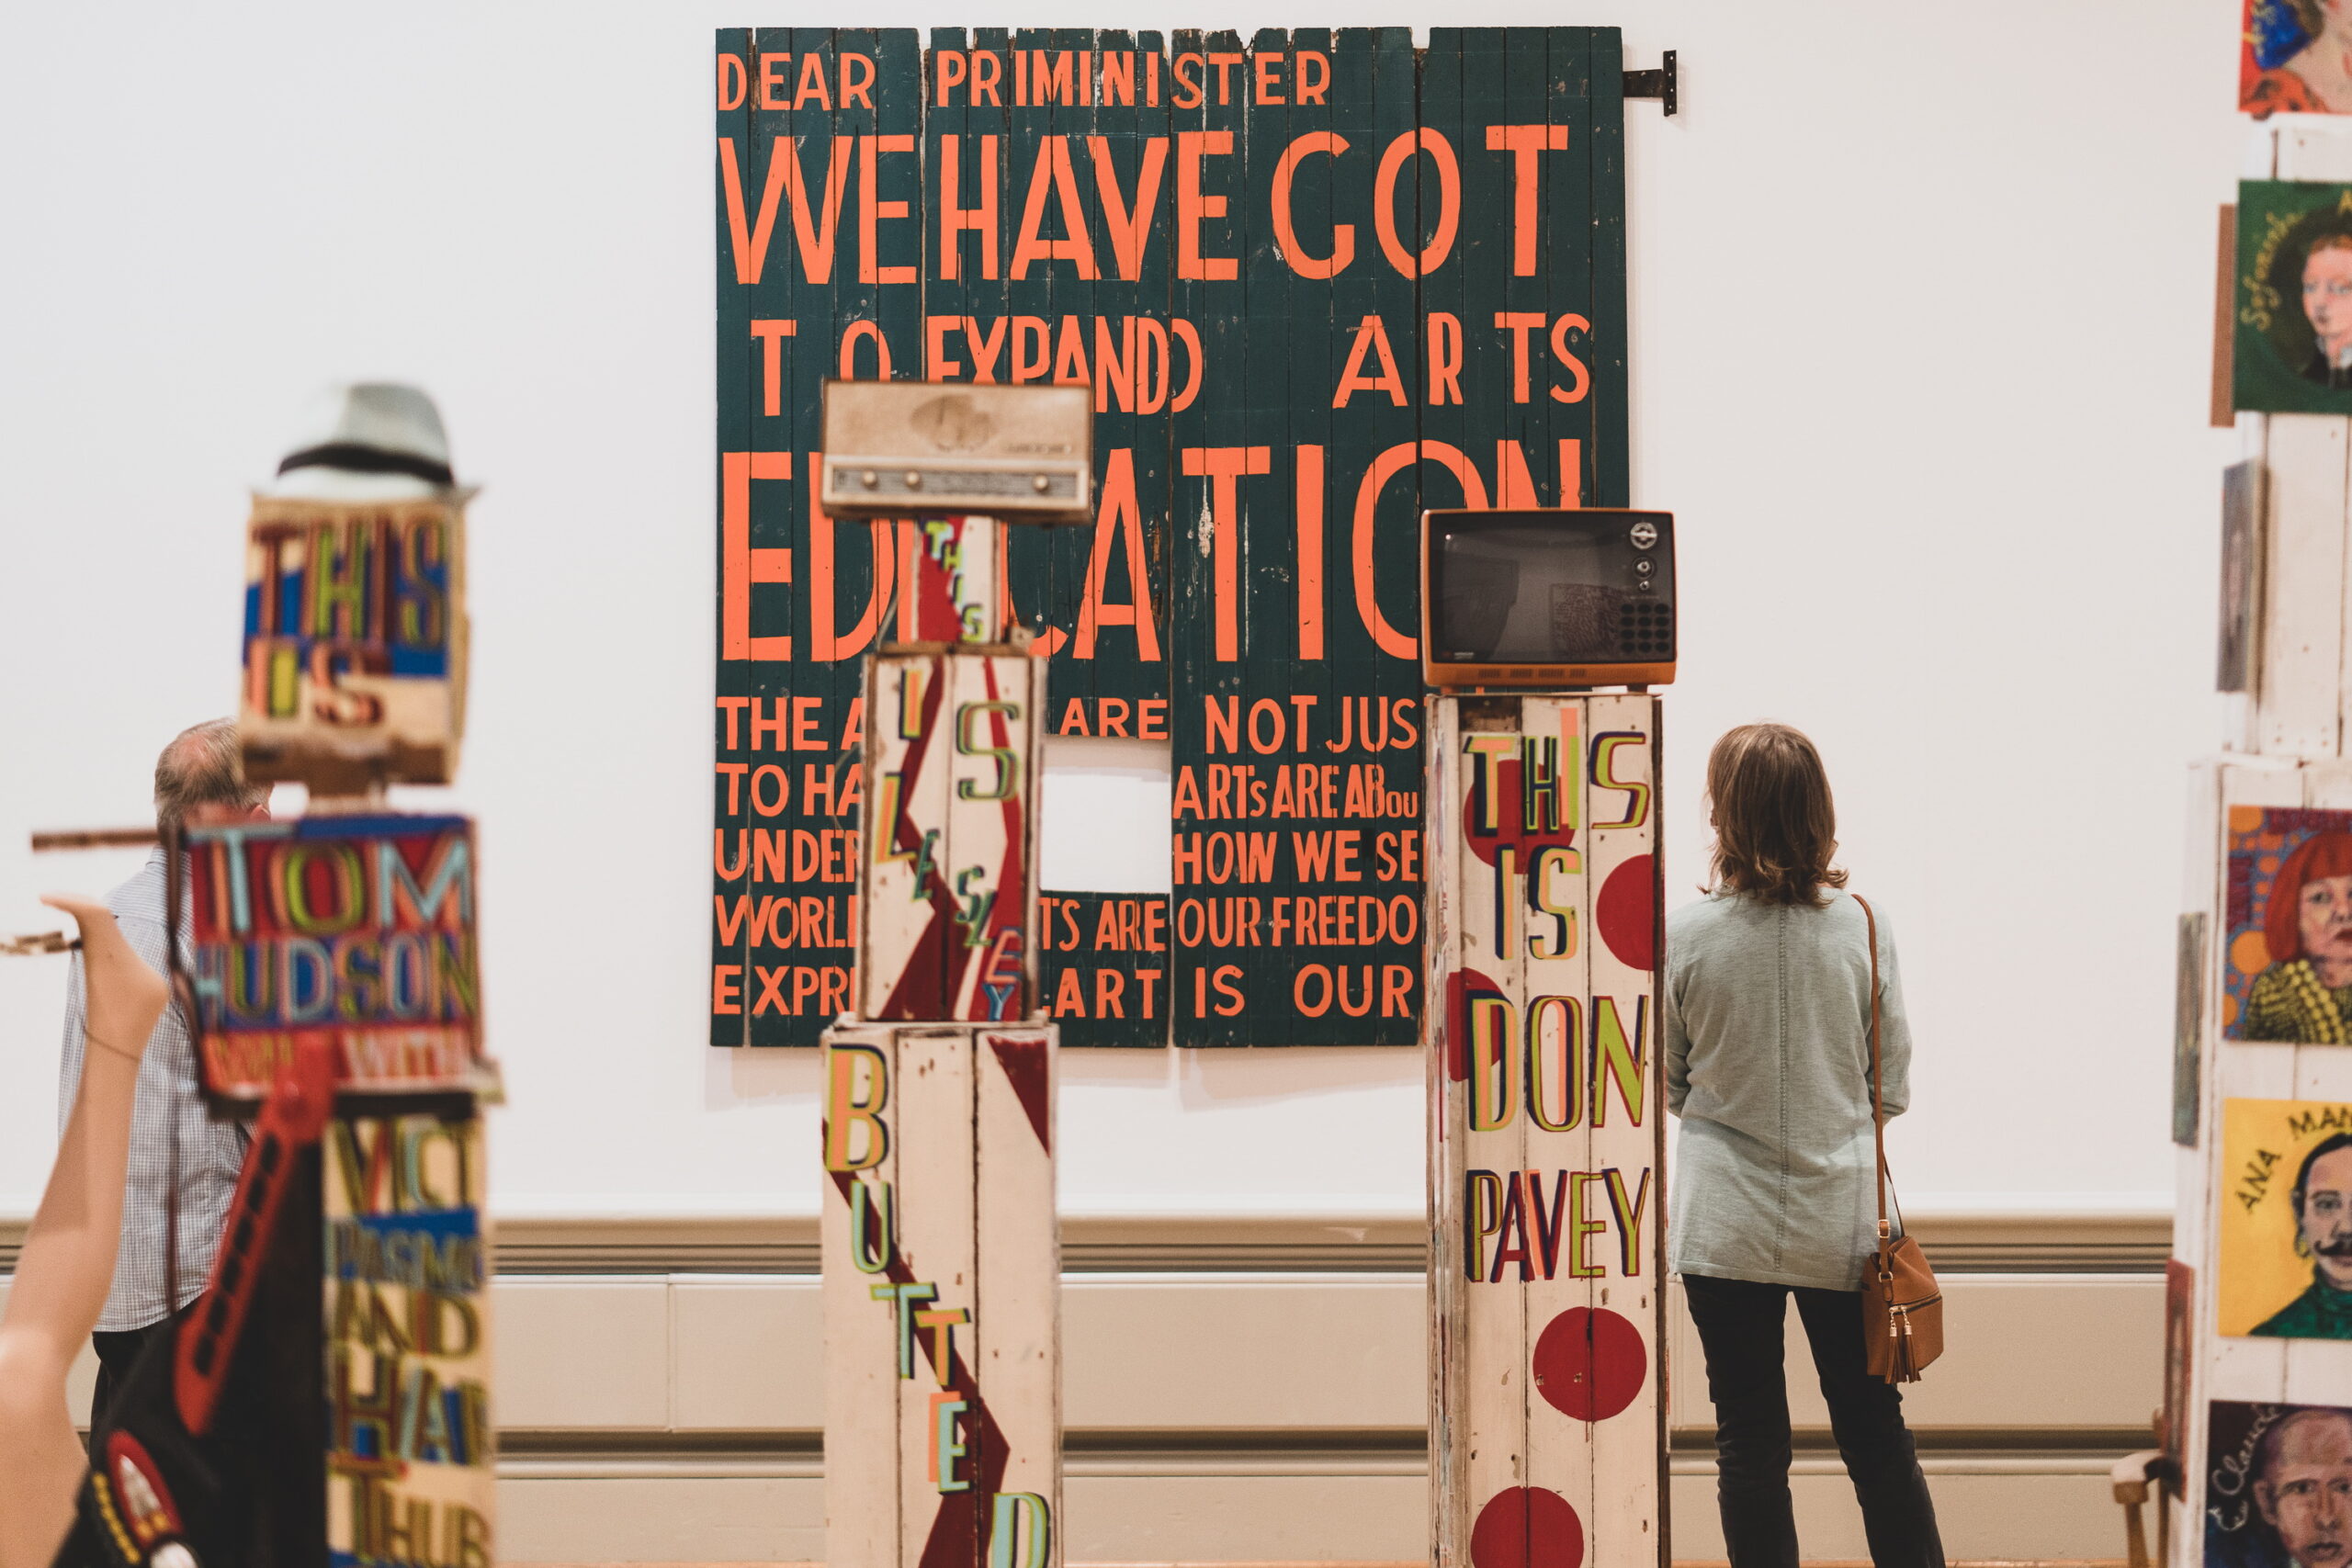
[1683,1273,1945,1568]
[89,1297,200,1437]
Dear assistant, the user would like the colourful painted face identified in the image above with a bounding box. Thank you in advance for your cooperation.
[2307,250,2352,353]
[2259,1414,2352,1568]
[2303,1148,2352,1291]
[2301,874,2352,968]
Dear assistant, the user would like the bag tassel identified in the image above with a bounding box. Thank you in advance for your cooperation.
[1889,1304,1922,1384]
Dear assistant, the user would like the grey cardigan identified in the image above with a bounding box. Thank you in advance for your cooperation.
[1663,887,1911,1292]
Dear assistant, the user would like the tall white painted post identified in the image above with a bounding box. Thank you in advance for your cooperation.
[821,509,1062,1568]
[2166,118,2352,1568]
[1426,693,1667,1568]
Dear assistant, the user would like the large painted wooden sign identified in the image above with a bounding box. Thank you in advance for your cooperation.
[711,26,1632,1045]
[184,813,483,1107]
[1424,693,1663,1568]
[860,649,1045,1021]
[822,1022,1059,1568]
[325,1104,495,1567]
[1037,891,1168,1045]
[240,495,468,790]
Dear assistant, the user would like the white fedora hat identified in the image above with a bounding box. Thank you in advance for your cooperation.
[261,382,469,502]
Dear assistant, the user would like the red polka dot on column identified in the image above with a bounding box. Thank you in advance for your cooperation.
[1470,1486,1584,1568]
[1595,854,1655,969]
[1532,1305,1647,1421]
[1442,967,1505,1082]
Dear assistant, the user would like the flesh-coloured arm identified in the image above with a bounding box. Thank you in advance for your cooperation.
[0,895,168,1568]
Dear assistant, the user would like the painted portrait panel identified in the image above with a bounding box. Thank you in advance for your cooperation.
[2207,1400,2352,1568]
[2182,912,2212,1145]
[2219,1099,2352,1338]
[2220,460,2264,694]
[2245,0,2352,116]
[2166,1262,2194,1497]
[2223,807,2352,1043]
[2236,183,2352,414]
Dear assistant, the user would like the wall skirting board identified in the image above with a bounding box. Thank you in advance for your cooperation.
[0,1210,2166,1561]
[0,1204,2171,1274]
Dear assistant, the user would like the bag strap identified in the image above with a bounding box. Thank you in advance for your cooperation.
[1853,894,1893,1277]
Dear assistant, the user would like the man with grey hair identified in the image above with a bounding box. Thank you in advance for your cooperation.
[58,717,267,1426]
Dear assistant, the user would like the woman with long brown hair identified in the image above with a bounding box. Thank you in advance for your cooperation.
[1665,723,1944,1568]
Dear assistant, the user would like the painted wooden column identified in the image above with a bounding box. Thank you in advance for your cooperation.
[822,1022,1058,1568]
[2169,118,2352,1568]
[824,510,1061,1568]
[323,1100,497,1562]
[1426,693,1666,1568]
[160,478,503,1565]
[858,643,1044,1023]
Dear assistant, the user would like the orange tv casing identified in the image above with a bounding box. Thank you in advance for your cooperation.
[1419,507,1676,690]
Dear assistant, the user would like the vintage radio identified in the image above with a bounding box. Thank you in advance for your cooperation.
[818,380,1092,524]
[1420,507,1676,689]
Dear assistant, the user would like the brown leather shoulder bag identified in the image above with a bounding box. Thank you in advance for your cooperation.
[1852,895,1943,1383]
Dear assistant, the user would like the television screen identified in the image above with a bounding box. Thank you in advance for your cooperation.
[1427,510,1673,669]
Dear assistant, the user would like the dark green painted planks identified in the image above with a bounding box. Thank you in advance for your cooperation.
[712,28,1629,1045]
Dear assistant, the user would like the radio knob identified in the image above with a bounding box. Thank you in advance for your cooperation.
[1033,474,1051,492]
[860,470,879,490]
[1629,521,1658,549]
[1634,558,1655,576]
[904,471,923,490]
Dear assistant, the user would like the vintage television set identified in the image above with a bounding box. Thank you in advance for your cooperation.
[1420,507,1676,689]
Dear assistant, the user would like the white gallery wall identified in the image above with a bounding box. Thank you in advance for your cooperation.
[0,0,2244,1224]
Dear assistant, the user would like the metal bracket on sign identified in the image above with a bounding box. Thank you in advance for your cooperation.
[1623,50,1677,116]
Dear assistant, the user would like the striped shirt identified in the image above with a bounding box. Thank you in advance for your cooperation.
[55,849,249,1332]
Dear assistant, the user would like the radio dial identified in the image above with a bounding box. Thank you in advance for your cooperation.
[1628,520,1658,549]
